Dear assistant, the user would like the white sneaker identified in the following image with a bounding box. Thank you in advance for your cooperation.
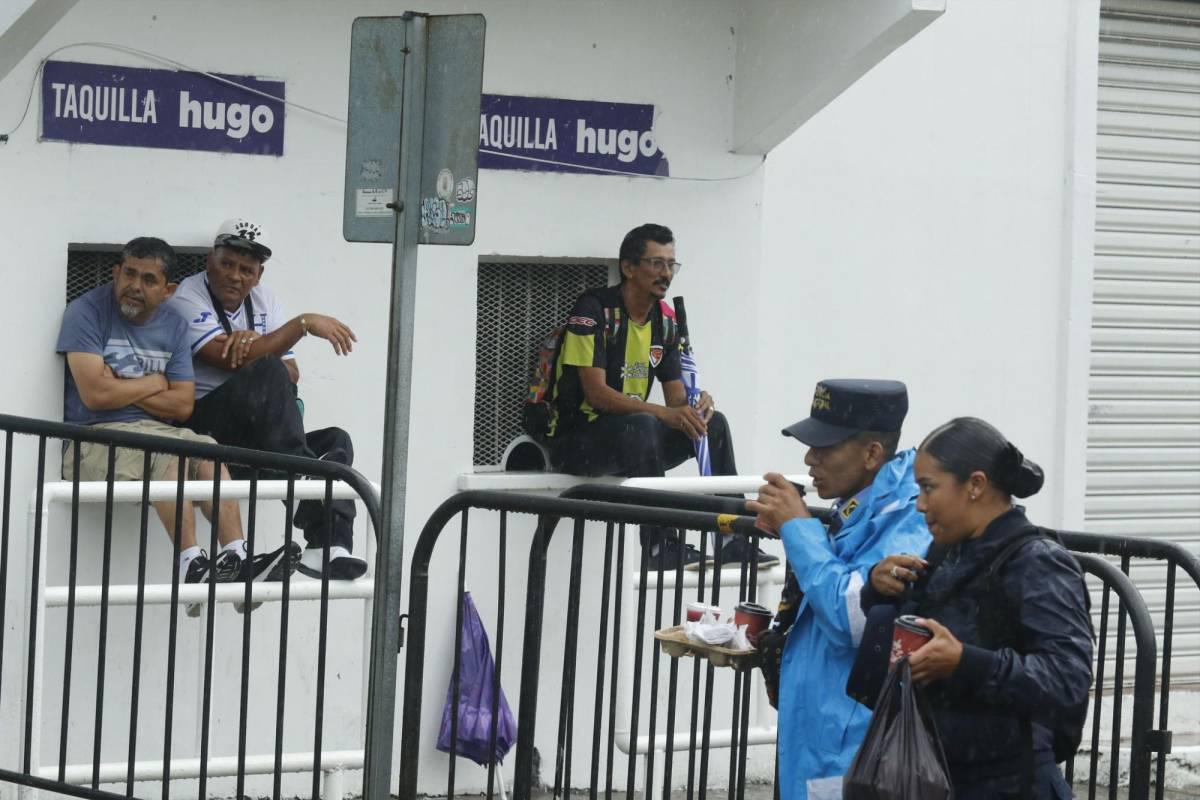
[297,545,367,580]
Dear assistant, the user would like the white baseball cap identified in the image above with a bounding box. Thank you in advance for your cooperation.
[213,217,272,262]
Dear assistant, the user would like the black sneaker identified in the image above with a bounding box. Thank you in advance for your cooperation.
[184,549,242,617]
[645,539,707,572]
[183,551,211,618]
[184,551,212,583]
[213,549,245,582]
[719,536,781,570]
[249,541,303,582]
[235,542,302,613]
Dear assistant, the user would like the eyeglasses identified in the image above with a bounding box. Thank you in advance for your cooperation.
[635,256,682,275]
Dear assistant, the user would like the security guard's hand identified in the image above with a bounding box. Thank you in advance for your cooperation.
[696,391,715,422]
[746,472,811,531]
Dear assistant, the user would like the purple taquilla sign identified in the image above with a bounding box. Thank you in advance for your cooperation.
[41,60,285,156]
[479,94,669,177]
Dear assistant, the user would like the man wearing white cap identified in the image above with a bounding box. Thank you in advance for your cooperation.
[167,218,365,580]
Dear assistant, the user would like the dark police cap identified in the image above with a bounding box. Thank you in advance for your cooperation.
[782,379,908,448]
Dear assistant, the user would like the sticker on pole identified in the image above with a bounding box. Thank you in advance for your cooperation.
[416,15,485,245]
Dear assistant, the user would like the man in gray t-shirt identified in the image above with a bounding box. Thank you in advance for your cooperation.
[57,237,297,604]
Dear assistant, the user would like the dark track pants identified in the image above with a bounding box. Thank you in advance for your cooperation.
[187,356,356,552]
[549,411,737,546]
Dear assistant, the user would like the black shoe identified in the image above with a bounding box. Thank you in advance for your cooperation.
[645,539,707,572]
[184,551,212,583]
[250,541,303,582]
[235,542,302,613]
[213,549,245,582]
[183,551,211,618]
[185,549,242,617]
[719,536,780,570]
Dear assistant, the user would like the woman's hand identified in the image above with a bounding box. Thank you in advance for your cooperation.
[908,618,963,683]
[870,554,928,597]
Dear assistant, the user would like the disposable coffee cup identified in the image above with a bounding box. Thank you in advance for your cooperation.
[890,614,933,665]
[686,602,721,622]
[734,601,773,645]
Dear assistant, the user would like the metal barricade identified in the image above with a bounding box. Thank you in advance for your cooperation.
[1068,554,1160,800]
[0,414,381,800]
[1061,532,1200,800]
[561,485,1178,800]
[397,489,772,800]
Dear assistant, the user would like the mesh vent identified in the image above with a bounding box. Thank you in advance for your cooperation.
[473,260,612,466]
[66,244,209,304]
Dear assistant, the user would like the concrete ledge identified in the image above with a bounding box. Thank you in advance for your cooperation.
[456,471,619,492]
[456,472,811,494]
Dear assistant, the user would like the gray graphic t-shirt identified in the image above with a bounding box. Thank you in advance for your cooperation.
[56,284,194,425]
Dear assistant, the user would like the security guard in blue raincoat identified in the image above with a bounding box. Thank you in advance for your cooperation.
[747,380,931,800]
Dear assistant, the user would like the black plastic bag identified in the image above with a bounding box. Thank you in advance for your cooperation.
[843,659,953,800]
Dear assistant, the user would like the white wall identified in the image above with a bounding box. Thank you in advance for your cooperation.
[0,0,1104,794]
[0,0,766,795]
[732,0,944,153]
[754,0,1096,529]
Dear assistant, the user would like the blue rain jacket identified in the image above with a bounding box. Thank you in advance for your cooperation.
[776,449,931,800]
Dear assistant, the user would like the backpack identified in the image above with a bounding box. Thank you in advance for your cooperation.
[977,527,1093,767]
[521,323,569,443]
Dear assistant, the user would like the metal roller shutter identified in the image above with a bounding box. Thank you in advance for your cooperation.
[1091,0,1200,681]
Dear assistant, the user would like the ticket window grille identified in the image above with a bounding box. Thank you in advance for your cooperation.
[66,243,209,304]
[473,258,614,467]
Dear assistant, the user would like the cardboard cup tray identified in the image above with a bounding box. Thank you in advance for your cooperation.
[654,625,759,671]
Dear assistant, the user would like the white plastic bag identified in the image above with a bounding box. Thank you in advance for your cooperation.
[729,623,753,652]
[684,611,736,646]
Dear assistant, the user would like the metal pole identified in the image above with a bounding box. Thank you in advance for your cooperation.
[364,12,427,800]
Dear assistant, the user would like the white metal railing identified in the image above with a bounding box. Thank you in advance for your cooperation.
[619,474,810,494]
[21,479,378,800]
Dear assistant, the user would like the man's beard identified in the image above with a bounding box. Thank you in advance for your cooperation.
[118,302,141,319]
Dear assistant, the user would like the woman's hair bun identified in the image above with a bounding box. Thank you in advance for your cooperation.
[1009,454,1045,498]
[996,442,1044,498]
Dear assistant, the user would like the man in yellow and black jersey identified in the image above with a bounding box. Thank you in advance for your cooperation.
[547,278,688,439]
[548,224,775,571]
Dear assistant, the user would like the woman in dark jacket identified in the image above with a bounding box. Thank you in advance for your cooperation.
[853,418,1093,799]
